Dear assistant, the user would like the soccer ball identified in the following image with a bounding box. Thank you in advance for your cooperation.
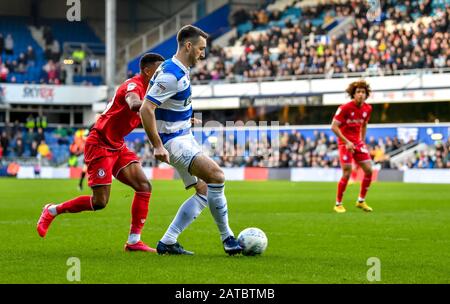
[237,227,268,256]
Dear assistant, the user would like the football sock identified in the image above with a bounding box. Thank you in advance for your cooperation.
[128,192,151,244]
[336,177,349,204]
[53,196,94,214]
[359,172,372,201]
[336,202,343,206]
[207,183,234,241]
[160,193,207,245]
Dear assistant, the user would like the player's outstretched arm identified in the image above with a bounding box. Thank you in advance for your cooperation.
[139,101,170,163]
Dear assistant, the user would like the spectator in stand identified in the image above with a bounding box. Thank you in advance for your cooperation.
[17,52,28,74]
[0,63,8,82]
[34,127,45,143]
[42,60,59,84]
[0,131,9,157]
[26,114,36,130]
[51,39,60,62]
[0,33,4,54]
[14,138,24,157]
[4,34,13,55]
[43,26,54,46]
[30,140,38,157]
[36,115,48,129]
[37,140,52,160]
[26,46,36,67]
[24,128,35,152]
[52,125,70,145]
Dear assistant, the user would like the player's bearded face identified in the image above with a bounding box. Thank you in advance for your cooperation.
[188,37,206,66]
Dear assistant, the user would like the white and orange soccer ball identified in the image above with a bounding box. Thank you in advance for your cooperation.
[237,227,268,256]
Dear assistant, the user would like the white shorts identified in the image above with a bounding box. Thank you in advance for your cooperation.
[164,133,202,189]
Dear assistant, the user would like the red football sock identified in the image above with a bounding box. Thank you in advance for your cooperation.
[359,173,373,200]
[130,192,151,235]
[336,177,349,203]
[56,196,94,214]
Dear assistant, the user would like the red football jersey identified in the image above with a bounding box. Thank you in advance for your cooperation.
[333,100,372,145]
[88,74,147,149]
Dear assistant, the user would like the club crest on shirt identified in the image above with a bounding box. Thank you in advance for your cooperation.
[351,112,354,116]
[97,168,106,178]
[363,112,367,118]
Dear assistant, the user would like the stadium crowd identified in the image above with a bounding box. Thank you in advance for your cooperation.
[1,121,449,171]
[0,24,67,84]
[191,0,450,83]
[123,130,450,169]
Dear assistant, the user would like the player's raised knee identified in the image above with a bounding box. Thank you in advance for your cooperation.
[92,196,109,210]
[210,168,225,184]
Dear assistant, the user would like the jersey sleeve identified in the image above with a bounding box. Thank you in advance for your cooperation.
[333,105,346,123]
[124,81,142,96]
[144,72,178,107]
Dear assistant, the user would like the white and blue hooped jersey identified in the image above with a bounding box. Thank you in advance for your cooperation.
[145,56,192,144]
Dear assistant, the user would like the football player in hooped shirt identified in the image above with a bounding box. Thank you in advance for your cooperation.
[331,80,374,213]
[37,53,165,252]
[140,25,242,255]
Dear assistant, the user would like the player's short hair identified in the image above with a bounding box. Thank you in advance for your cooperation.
[139,53,165,70]
[177,25,208,46]
[346,79,372,99]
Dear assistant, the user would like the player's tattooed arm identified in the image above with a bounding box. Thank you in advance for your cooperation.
[331,119,355,153]
[125,92,143,112]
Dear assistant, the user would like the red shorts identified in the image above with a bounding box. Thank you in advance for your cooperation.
[84,142,140,187]
[338,142,371,165]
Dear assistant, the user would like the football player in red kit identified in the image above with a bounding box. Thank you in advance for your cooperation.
[331,80,374,213]
[37,53,165,251]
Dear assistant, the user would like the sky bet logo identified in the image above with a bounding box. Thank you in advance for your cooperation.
[23,86,55,101]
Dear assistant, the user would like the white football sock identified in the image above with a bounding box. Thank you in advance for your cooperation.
[127,233,140,245]
[48,205,58,216]
[160,193,207,245]
[207,183,234,241]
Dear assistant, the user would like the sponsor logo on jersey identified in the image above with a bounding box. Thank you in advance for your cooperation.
[156,82,166,91]
[346,119,365,124]
[127,82,137,92]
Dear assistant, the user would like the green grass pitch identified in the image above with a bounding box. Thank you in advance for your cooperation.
[0,179,449,283]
